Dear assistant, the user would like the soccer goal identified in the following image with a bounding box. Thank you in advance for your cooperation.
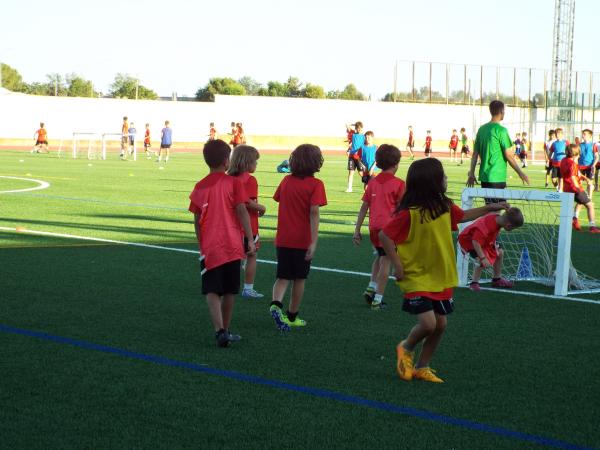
[102,133,138,161]
[72,133,102,160]
[457,188,600,297]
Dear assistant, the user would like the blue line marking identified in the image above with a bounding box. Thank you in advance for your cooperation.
[0,323,595,450]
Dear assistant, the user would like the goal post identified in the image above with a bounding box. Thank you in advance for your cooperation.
[72,132,101,160]
[102,133,137,161]
[457,187,600,297]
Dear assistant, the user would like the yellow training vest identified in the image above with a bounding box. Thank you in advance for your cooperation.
[395,208,458,294]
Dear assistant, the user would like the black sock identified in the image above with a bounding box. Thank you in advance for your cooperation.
[492,277,500,282]
[287,310,298,322]
[270,301,283,309]
[215,328,226,338]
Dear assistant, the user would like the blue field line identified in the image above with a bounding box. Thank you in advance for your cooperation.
[0,324,595,450]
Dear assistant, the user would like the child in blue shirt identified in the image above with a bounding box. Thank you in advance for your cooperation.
[361,131,377,187]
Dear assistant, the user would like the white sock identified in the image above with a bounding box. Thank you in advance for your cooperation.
[165,157,169,162]
[590,221,596,227]
[368,281,377,289]
[374,294,383,303]
[244,283,253,290]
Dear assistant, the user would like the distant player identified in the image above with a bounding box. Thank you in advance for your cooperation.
[448,129,459,163]
[345,123,356,148]
[270,144,327,331]
[544,129,557,188]
[120,116,129,159]
[579,129,597,197]
[560,144,600,233]
[458,208,524,292]
[157,120,172,163]
[188,139,255,347]
[406,125,415,160]
[32,122,49,153]
[519,132,528,168]
[208,122,217,141]
[143,123,153,159]
[360,131,377,187]
[128,122,137,156]
[346,121,365,192]
[353,144,405,309]
[423,130,432,157]
[594,134,600,191]
[549,128,569,192]
[459,127,470,164]
[513,132,522,160]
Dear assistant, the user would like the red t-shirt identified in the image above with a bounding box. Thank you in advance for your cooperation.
[37,128,47,141]
[560,158,583,193]
[458,213,501,264]
[237,172,259,235]
[449,135,459,149]
[408,131,414,144]
[361,173,405,231]
[425,136,432,148]
[188,172,247,270]
[209,127,216,139]
[274,175,327,249]
[144,129,150,144]
[346,129,355,144]
[383,203,464,300]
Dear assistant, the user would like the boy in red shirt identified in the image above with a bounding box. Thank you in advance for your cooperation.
[189,139,256,347]
[560,144,600,233]
[32,122,49,153]
[208,122,217,141]
[143,123,153,159]
[448,129,459,163]
[270,144,327,331]
[423,130,432,157]
[353,144,405,309]
[458,208,524,291]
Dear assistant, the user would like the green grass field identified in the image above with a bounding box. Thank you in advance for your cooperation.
[1,150,599,449]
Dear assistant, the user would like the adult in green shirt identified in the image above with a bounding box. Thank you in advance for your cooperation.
[467,101,529,196]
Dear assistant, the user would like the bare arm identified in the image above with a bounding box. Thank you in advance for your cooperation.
[236,203,256,255]
[466,148,480,186]
[305,205,320,260]
[471,240,491,268]
[461,202,508,223]
[503,148,530,185]
[353,202,369,246]
[246,199,266,216]
[379,230,404,280]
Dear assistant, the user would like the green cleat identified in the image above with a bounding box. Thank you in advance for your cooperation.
[363,286,375,305]
[283,316,307,327]
[270,305,291,332]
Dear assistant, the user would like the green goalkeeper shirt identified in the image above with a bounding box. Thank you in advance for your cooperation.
[474,122,513,183]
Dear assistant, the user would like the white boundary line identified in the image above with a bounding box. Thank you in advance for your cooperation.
[0,176,50,194]
[0,226,598,305]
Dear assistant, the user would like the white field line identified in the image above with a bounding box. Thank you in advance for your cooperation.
[1,226,598,305]
[0,176,50,194]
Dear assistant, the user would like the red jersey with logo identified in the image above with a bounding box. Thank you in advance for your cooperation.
[274,175,327,249]
[449,135,459,149]
[458,213,501,264]
[237,172,259,235]
[560,158,583,193]
[189,172,248,270]
[425,136,432,149]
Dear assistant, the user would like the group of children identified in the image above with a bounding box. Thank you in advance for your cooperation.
[345,122,378,192]
[513,132,529,168]
[119,117,173,162]
[190,138,523,384]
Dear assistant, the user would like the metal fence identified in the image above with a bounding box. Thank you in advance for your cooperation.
[391,60,600,110]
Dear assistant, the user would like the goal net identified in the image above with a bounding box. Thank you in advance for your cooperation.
[72,133,102,160]
[457,188,600,296]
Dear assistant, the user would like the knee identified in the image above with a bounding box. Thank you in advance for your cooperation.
[435,317,448,333]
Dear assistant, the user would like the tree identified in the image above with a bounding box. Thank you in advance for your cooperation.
[1,63,25,92]
[238,76,262,96]
[285,76,303,98]
[66,73,98,97]
[339,84,366,101]
[195,77,246,101]
[259,80,288,97]
[303,83,325,99]
[109,73,157,99]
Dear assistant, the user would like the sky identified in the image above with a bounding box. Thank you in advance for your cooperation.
[1,0,599,99]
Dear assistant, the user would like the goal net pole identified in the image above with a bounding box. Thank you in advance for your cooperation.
[72,133,100,159]
[101,133,137,161]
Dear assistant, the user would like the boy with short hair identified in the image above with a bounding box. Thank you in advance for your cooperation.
[128,122,137,156]
[448,129,459,162]
[560,144,600,233]
[459,127,470,164]
[423,130,432,157]
[144,123,153,159]
[353,144,405,309]
[406,126,415,160]
[550,128,569,191]
[32,122,48,154]
[208,122,217,141]
[120,116,129,159]
[519,132,528,168]
[545,129,557,188]
[158,120,172,163]
[579,129,597,197]
[346,122,365,192]
[189,139,256,347]
[458,208,524,291]
[360,131,377,187]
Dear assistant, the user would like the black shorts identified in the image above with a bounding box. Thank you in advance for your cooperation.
[519,152,527,160]
[449,147,458,152]
[144,143,151,148]
[276,247,311,280]
[424,147,432,154]
[481,181,506,204]
[406,142,414,149]
[347,156,359,171]
[574,191,591,205]
[551,166,561,179]
[35,140,48,146]
[461,145,470,154]
[201,260,241,296]
[580,168,594,179]
[243,235,260,251]
[545,164,552,173]
[161,144,171,149]
[402,297,454,316]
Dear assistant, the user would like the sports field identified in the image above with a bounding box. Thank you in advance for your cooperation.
[1,149,599,449]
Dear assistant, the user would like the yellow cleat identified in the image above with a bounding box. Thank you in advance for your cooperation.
[413,367,444,383]
[396,341,414,381]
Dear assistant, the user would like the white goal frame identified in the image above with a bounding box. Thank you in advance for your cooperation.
[457,188,574,296]
[72,132,101,159]
[102,133,138,161]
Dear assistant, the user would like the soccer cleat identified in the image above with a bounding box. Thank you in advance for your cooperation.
[396,341,414,381]
[370,300,387,310]
[283,316,307,327]
[242,288,264,299]
[269,305,291,332]
[215,330,229,348]
[491,278,514,288]
[363,287,375,305]
[227,330,242,342]
[590,226,600,234]
[413,367,444,383]
[469,281,481,292]
[572,218,582,231]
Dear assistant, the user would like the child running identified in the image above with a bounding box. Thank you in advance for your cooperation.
[448,129,459,163]
[360,131,377,187]
[270,144,327,331]
[188,139,256,347]
[560,144,600,233]
[353,144,405,309]
[458,208,524,292]
[380,158,508,383]
[227,145,267,299]
[32,122,49,153]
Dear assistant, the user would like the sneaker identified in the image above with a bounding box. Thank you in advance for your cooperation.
[215,330,229,348]
[413,367,444,383]
[269,305,291,332]
[395,341,414,381]
[370,300,387,310]
[590,226,600,234]
[491,278,514,288]
[283,316,307,327]
[242,288,264,299]
[572,218,582,231]
[469,281,481,292]
[227,330,242,342]
[363,287,375,305]
[345,188,353,193]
